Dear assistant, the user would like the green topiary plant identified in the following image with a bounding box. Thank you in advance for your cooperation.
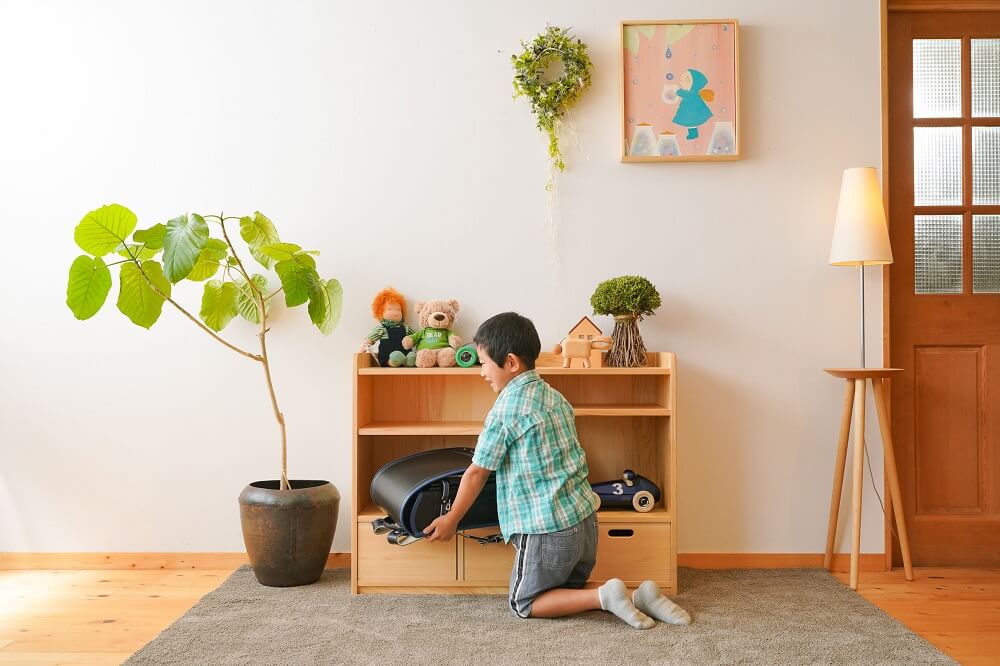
[590,275,662,367]
[66,204,342,490]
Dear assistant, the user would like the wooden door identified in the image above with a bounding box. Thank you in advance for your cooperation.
[888,10,1000,566]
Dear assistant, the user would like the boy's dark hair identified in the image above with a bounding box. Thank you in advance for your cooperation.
[473,312,541,370]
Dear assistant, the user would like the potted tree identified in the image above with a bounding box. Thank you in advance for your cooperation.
[590,275,662,367]
[66,204,343,586]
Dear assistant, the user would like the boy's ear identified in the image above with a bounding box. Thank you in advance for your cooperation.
[506,353,522,371]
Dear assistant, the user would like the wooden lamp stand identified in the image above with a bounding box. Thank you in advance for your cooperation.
[823,368,914,590]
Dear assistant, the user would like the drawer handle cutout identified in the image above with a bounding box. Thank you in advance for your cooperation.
[608,529,634,538]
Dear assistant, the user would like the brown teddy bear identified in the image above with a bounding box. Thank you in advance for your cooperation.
[402,299,462,367]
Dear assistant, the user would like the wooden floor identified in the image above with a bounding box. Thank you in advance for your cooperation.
[0,567,997,664]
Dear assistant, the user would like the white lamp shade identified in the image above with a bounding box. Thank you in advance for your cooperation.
[829,167,893,266]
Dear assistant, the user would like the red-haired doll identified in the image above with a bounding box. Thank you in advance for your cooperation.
[361,288,416,367]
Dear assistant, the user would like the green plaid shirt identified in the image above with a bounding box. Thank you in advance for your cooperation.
[472,370,599,542]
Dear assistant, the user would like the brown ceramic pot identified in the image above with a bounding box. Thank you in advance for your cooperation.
[238,480,340,587]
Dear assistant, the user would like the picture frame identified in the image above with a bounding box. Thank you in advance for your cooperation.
[620,19,740,162]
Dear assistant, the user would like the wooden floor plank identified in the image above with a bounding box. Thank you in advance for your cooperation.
[1,567,997,663]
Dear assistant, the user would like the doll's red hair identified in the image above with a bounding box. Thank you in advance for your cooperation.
[371,287,407,320]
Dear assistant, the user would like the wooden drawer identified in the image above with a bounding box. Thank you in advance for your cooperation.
[462,528,515,583]
[590,522,673,587]
[356,523,457,585]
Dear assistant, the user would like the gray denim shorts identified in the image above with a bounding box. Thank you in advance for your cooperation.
[508,511,598,618]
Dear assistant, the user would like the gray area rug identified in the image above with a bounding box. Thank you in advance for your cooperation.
[126,567,953,665]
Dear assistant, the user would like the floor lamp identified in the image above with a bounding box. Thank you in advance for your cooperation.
[824,167,913,590]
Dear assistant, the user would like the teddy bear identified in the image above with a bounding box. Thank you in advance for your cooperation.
[402,299,461,368]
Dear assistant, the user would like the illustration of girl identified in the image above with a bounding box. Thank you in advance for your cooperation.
[668,68,714,140]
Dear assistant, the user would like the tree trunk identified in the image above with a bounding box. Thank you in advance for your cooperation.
[606,315,647,367]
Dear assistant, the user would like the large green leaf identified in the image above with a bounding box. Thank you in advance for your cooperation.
[117,261,170,329]
[133,223,167,250]
[74,204,137,256]
[275,259,316,307]
[260,242,302,262]
[187,238,229,282]
[234,274,269,324]
[116,243,158,261]
[199,280,239,332]
[162,213,209,283]
[66,255,112,320]
[240,212,280,269]
[308,277,343,335]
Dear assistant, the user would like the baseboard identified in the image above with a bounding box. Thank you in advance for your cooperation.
[678,553,887,572]
[0,552,352,570]
[2,551,882,572]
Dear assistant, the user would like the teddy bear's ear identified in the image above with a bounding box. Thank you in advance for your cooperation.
[448,300,460,313]
[414,301,426,313]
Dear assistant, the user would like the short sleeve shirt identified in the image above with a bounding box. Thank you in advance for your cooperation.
[472,370,599,542]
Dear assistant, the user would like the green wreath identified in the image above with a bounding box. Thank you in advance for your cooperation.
[512,26,593,173]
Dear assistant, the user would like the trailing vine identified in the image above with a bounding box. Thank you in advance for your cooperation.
[512,26,593,178]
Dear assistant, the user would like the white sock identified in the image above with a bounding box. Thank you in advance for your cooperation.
[598,578,654,630]
[632,580,691,625]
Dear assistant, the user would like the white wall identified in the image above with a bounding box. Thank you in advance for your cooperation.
[0,0,889,555]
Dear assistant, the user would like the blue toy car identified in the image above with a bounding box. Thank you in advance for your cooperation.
[590,469,661,512]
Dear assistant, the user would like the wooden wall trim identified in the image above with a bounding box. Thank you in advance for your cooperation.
[889,0,1000,10]
[678,553,888,572]
[0,552,351,570]
[1,551,883,572]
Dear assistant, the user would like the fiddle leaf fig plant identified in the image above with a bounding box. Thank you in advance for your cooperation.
[67,204,343,490]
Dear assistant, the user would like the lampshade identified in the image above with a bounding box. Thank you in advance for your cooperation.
[829,167,893,266]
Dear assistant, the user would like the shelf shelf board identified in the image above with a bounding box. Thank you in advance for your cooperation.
[356,503,672,524]
[358,421,483,436]
[359,366,671,376]
[573,404,670,416]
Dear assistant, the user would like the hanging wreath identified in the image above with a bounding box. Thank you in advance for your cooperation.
[512,26,593,175]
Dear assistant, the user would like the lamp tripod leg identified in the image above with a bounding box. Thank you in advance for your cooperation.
[825,379,856,570]
[850,378,866,590]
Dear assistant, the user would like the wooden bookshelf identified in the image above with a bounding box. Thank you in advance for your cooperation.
[351,351,678,594]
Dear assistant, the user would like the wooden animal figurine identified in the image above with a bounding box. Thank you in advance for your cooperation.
[553,316,612,368]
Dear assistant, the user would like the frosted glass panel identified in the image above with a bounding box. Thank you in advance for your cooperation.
[914,127,963,205]
[914,39,962,118]
[915,215,963,294]
[973,127,1000,205]
[973,216,1000,293]
[972,39,1000,118]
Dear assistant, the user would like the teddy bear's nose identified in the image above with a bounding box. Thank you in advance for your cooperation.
[432,313,444,321]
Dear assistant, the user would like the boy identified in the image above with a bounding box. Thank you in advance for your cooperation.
[423,312,690,628]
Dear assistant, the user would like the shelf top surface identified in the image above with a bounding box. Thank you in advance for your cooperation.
[357,351,674,375]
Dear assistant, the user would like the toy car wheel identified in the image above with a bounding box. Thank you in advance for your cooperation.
[632,490,655,512]
[455,345,478,368]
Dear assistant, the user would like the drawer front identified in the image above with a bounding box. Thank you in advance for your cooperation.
[357,523,457,585]
[590,522,672,585]
[462,528,515,583]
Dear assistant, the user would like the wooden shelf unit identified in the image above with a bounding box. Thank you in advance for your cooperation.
[351,351,678,594]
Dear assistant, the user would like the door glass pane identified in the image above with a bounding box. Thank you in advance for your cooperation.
[973,215,1000,293]
[914,127,963,205]
[915,215,963,294]
[973,127,1000,205]
[914,39,962,118]
[972,39,1000,118]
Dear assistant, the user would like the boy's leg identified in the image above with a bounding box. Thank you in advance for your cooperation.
[632,580,692,625]
[527,587,601,617]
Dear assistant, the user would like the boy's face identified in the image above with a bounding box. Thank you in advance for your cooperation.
[477,345,523,393]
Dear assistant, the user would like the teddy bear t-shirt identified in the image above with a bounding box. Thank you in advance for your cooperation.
[411,328,453,350]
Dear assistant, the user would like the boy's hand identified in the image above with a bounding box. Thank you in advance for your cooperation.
[423,514,458,542]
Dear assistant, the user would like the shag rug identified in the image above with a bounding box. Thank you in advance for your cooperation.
[126,567,953,665]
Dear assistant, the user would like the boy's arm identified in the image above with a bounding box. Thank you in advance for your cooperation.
[423,464,490,542]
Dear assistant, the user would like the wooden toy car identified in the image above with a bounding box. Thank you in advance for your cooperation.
[590,469,661,512]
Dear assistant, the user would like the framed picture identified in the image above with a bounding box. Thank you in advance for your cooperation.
[621,19,740,162]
